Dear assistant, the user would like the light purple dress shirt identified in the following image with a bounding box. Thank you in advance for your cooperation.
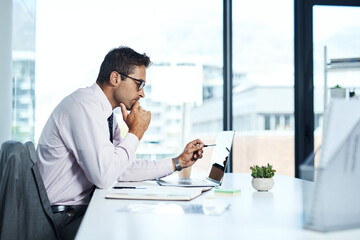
[36,83,174,205]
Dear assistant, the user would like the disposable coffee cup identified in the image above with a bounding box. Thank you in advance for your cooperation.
[179,166,192,179]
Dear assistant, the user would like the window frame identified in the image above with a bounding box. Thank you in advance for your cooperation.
[294,0,360,178]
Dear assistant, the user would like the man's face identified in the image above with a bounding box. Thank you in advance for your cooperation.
[114,65,146,110]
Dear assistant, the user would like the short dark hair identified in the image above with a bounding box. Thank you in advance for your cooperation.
[96,46,151,84]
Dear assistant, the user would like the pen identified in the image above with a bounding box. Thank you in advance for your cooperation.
[204,144,216,147]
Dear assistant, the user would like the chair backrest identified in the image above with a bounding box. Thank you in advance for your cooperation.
[0,141,60,240]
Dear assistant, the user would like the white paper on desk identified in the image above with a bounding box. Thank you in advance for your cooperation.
[114,180,160,188]
[106,187,202,201]
[114,180,212,192]
[304,99,360,231]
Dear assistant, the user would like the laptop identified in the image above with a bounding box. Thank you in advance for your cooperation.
[157,130,235,187]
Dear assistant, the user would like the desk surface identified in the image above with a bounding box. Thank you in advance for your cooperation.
[76,173,360,240]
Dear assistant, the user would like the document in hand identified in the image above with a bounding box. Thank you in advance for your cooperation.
[106,187,202,201]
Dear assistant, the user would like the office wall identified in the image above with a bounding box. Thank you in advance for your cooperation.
[0,0,13,144]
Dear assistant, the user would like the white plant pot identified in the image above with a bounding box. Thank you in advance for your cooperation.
[251,178,274,191]
[330,88,346,98]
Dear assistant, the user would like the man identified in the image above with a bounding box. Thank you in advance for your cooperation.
[36,46,204,239]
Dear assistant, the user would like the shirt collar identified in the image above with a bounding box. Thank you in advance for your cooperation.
[90,83,113,117]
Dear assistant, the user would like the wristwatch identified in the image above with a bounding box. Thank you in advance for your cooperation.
[173,157,182,171]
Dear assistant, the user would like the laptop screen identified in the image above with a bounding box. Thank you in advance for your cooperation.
[207,131,235,183]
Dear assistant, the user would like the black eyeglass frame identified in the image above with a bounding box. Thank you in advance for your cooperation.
[117,72,145,91]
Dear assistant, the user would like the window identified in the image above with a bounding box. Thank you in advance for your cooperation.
[232,0,294,176]
[275,115,281,130]
[313,5,360,168]
[35,0,222,177]
[284,114,291,130]
[264,115,271,131]
[12,0,36,143]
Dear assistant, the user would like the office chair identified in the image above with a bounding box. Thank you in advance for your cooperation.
[0,141,60,240]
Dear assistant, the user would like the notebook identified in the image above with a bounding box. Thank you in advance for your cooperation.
[106,187,202,201]
[157,130,235,187]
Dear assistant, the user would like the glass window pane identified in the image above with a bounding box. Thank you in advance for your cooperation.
[12,0,36,143]
[313,6,360,169]
[36,0,222,177]
[232,0,294,176]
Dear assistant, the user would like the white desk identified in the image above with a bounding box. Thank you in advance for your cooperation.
[76,173,360,240]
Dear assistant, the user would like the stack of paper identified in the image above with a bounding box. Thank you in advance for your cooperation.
[214,187,241,196]
[106,187,202,201]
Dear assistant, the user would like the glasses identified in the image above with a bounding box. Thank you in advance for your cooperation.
[117,72,145,91]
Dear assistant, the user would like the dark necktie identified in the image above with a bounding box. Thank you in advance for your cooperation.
[107,113,114,143]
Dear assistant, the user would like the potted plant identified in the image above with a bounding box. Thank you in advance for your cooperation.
[330,84,346,98]
[250,163,276,191]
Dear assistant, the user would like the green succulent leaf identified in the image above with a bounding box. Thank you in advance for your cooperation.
[249,163,276,178]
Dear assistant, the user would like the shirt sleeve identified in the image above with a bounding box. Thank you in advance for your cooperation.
[112,113,175,181]
[59,100,138,189]
[117,158,174,181]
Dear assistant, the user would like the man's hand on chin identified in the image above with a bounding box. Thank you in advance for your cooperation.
[120,101,151,140]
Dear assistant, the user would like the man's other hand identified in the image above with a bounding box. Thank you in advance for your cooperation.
[177,139,204,169]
